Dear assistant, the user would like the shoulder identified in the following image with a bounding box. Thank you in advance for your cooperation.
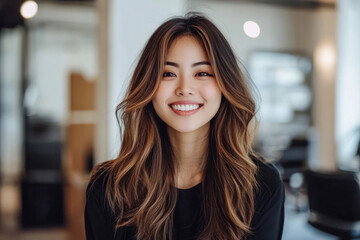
[85,160,118,224]
[250,154,283,201]
[248,154,285,239]
[86,160,113,204]
[85,161,122,238]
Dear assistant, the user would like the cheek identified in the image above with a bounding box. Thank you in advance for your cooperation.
[153,84,168,103]
[202,82,222,103]
[152,83,171,114]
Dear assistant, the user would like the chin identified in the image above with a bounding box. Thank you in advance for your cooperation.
[167,122,209,134]
[168,125,196,133]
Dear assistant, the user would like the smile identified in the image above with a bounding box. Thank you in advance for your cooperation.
[171,104,200,111]
[169,103,203,116]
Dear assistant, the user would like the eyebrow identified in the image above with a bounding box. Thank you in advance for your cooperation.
[165,61,211,67]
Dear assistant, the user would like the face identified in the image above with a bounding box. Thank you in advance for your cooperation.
[152,35,222,134]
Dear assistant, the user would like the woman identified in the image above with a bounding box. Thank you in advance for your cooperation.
[85,13,284,240]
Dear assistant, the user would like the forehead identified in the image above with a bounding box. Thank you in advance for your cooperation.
[166,35,208,62]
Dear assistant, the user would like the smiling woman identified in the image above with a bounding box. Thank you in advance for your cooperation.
[85,13,284,240]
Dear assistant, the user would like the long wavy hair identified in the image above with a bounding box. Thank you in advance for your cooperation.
[91,13,259,240]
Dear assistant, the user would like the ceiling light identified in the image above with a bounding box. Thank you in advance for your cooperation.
[243,21,260,38]
[20,1,38,19]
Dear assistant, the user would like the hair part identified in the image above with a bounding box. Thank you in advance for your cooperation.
[90,12,259,240]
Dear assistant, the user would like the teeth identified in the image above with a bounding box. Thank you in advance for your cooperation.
[171,104,200,111]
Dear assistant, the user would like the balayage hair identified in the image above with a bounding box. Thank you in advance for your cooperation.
[91,13,259,240]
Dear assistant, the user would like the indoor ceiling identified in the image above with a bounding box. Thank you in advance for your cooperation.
[0,0,335,29]
[223,0,335,8]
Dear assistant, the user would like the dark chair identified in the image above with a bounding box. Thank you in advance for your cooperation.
[278,138,309,182]
[304,169,360,239]
[275,137,309,211]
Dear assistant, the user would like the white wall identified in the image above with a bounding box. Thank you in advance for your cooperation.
[336,0,360,168]
[0,28,23,178]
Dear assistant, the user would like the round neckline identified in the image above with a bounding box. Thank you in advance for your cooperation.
[176,182,202,192]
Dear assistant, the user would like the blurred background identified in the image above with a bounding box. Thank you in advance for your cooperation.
[0,0,359,239]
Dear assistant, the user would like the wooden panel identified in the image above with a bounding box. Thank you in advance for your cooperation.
[66,72,96,240]
[65,173,88,240]
[70,73,96,111]
[65,124,94,174]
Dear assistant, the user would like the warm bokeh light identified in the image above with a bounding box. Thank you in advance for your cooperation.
[20,1,38,19]
[314,42,336,71]
[243,21,260,38]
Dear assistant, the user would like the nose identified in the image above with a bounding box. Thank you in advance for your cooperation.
[175,77,194,96]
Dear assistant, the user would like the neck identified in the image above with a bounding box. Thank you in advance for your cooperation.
[167,123,209,189]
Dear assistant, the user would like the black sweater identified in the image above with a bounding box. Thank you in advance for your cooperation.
[85,158,285,240]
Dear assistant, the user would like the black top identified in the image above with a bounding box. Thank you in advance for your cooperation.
[85,158,285,240]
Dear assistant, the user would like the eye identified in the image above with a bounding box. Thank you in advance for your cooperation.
[196,72,214,77]
[163,72,176,78]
